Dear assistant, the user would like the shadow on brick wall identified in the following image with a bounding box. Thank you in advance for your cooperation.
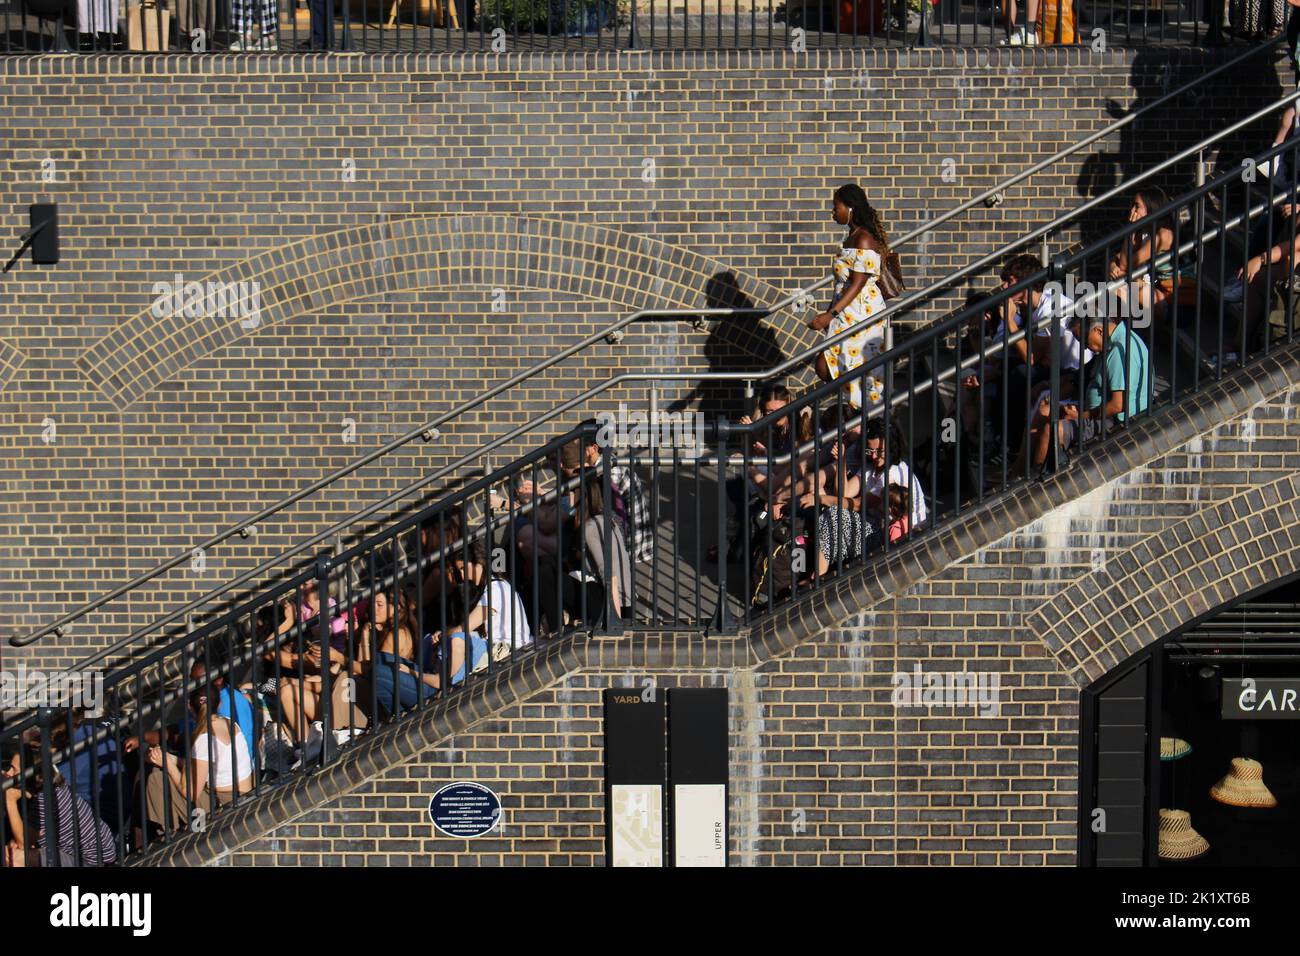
[1075,47,1287,243]
[669,270,788,423]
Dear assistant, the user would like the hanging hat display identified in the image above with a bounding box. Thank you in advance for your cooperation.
[1157,809,1211,862]
[1160,737,1192,761]
[1209,757,1279,809]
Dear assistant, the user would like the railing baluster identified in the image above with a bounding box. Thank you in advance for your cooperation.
[716,419,730,632]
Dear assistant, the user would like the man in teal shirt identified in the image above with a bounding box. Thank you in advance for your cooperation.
[1023,316,1150,468]
[1068,316,1150,426]
[1071,314,1154,426]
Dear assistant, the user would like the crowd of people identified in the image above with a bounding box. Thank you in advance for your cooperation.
[727,176,1241,599]
[7,148,1297,865]
[0,432,657,867]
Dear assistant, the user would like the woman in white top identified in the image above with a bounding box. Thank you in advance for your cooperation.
[808,419,928,528]
[145,689,254,834]
[809,184,892,411]
[452,542,534,659]
[800,419,928,578]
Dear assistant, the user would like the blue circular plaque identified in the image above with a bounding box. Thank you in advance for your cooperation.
[428,782,502,838]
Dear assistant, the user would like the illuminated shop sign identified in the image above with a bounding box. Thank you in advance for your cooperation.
[1222,678,1300,719]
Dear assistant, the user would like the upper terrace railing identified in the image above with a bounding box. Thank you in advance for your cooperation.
[3,83,1299,866]
[7,35,1282,660]
[0,0,1276,53]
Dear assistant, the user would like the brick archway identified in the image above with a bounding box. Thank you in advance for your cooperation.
[75,215,799,410]
[1025,471,1300,688]
[0,339,25,394]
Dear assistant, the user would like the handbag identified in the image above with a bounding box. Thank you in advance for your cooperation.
[878,249,906,300]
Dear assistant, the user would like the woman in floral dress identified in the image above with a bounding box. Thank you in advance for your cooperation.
[809,183,891,410]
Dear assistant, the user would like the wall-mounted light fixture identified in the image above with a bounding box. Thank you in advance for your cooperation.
[3,204,59,273]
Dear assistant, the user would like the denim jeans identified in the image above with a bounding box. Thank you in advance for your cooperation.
[372,651,435,718]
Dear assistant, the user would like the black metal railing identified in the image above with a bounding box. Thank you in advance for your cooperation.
[723,151,1298,616]
[7,35,1280,662]
[0,0,1276,52]
[5,121,1299,865]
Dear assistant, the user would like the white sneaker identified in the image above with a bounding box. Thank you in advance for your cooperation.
[1025,28,1038,45]
[230,34,276,51]
[1002,27,1025,45]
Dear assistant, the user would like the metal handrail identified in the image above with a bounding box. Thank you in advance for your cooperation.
[27,138,1279,676]
[23,84,1298,668]
[11,36,1283,651]
[4,143,1284,870]
[295,87,1300,479]
[11,139,1283,728]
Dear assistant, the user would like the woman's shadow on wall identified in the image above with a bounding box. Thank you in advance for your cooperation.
[666,270,787,423]
[1074,46,1286,243]
[657,271,786,620]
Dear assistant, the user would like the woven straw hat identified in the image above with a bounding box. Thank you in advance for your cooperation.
[1210,757,1278,808]
[1160,737,1192,761]
[1157,809,1210,861]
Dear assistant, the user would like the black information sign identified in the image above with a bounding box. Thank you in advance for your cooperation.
[427,782,502,837]
[603,687,666,867]
[668,688,729,867]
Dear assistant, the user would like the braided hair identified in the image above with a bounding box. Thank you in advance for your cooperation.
[834,183,891,255]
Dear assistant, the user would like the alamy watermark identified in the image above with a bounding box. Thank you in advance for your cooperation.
[50,887,151,936]
[150,274,262,330]
[890,664,1001,717]
[595,404,706,460]
[0,666,104,717]
[1042,275,1153,330]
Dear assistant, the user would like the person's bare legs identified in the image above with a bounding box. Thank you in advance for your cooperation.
[1032,415,1058,469]
[300,686,320,732]
[1113,276,1155,320]
[278,679,318,747]
[278,679,300,743]
[1007,383,1055,477]
[331,674,368,730]
[1014,397,1055,476]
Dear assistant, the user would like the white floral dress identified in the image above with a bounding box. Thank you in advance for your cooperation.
[823,245,887,409]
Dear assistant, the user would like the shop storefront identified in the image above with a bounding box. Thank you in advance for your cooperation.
[1080,577,1300,866]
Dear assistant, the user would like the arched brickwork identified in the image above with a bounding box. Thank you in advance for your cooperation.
[0,339,25,393]
[1025,472,1300,688]
[75,215,799,409]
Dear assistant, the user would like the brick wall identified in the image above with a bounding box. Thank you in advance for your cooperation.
[2,45,1290,671]
[186,348,1300,866]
